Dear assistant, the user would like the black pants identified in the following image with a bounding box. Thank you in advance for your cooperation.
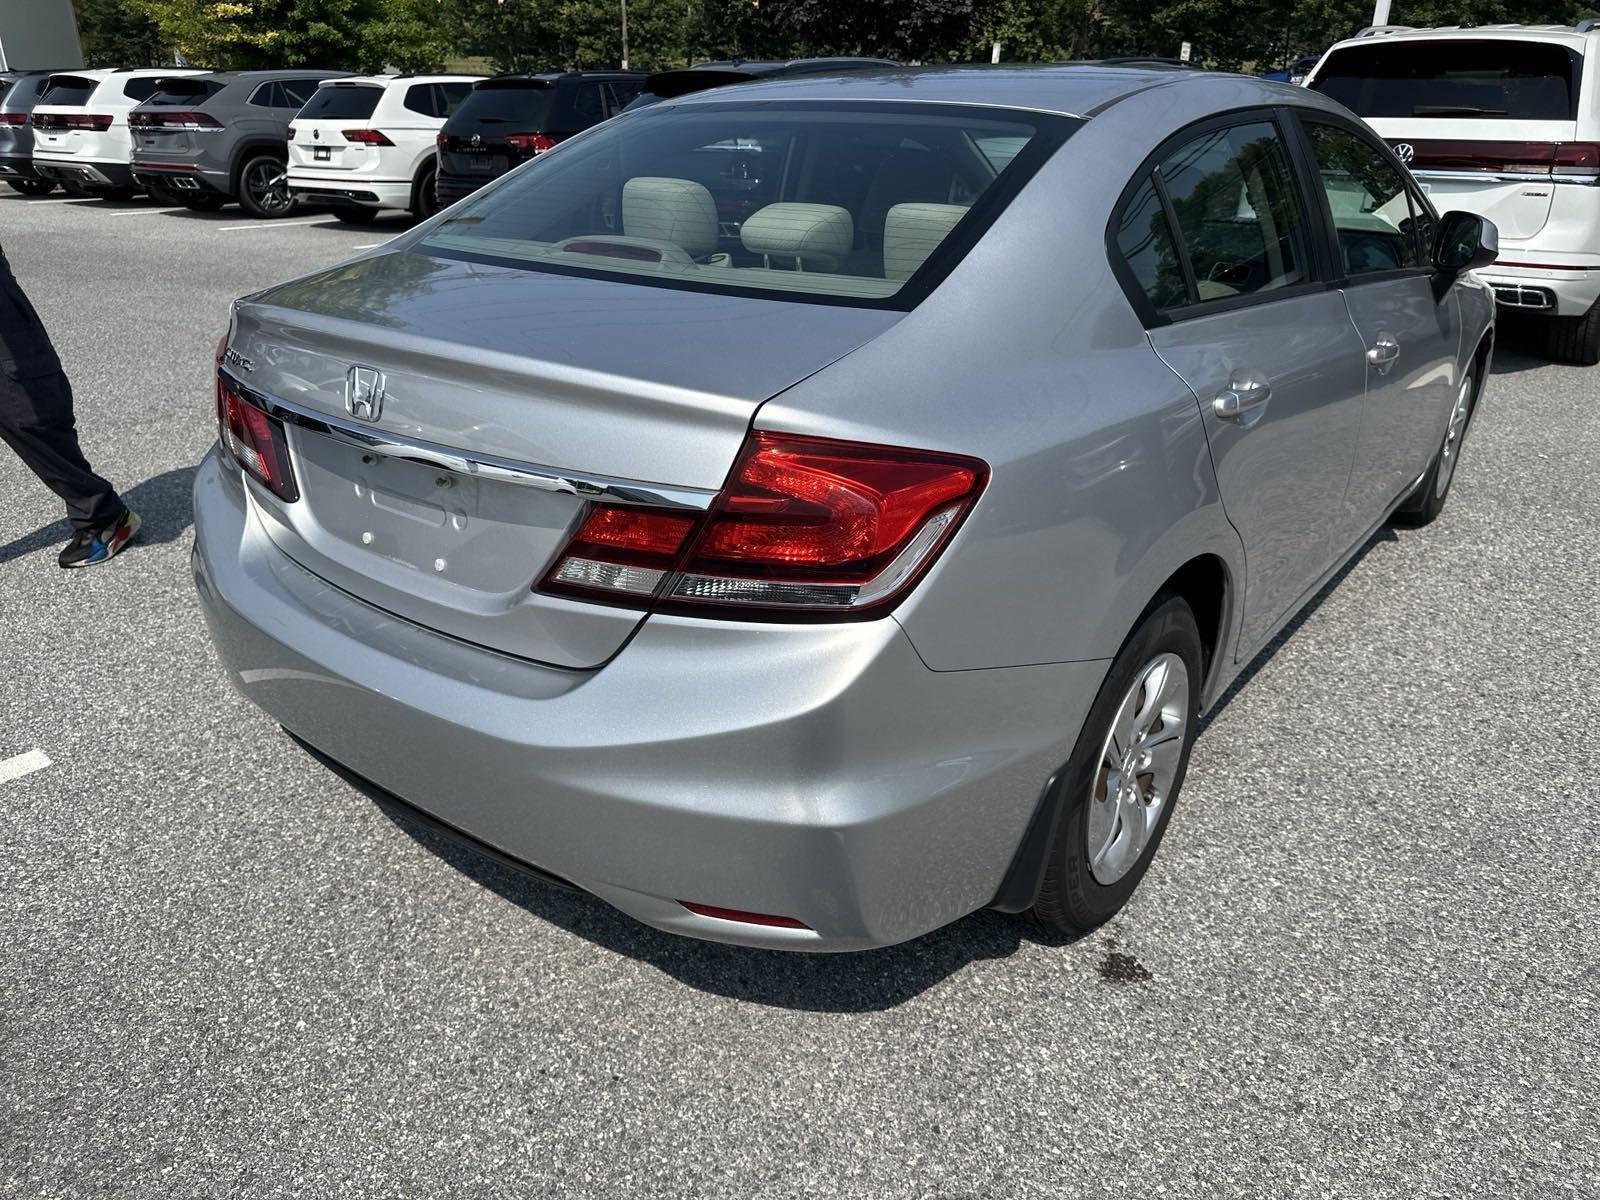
[0,251,122,532]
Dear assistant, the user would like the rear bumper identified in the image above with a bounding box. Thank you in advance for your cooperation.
[191,449,1101,951]
[0,155,43,180]
[1480,265,1600,317]
[436,171,494,205]
[131,159,231,197]
[32,156,134,189]
[287,172,411,210]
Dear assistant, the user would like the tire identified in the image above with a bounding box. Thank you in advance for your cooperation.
[6,177,54,196]
[1543,299,1600,367]
[412,160,439,219]
[179,193,226,211]
[237,153,296,219]
[330,205,379,225]
[1033,595,1202,934]
[1393,369,1476,527]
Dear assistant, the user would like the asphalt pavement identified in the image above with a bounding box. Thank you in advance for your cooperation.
[1,190,1597,1199]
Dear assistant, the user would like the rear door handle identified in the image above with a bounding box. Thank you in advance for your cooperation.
[1213,375,1272,425]
[1367,334,1401,372]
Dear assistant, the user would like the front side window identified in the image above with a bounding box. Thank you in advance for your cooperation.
[1155,121,1309,302]
[1304,122,1426,277]
[1114,175,1187,310]
[418,102,1069,307]
[1310,40,1580,121]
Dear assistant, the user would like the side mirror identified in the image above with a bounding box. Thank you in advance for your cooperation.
[1433,210,1499,275]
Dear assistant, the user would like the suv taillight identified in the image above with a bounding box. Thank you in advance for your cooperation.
[1399,139,1600,180]
[0,112,26,126]
[131,110,223,130]
[541,433,987,617]
[216,372,298,502]
[342,128,394,146]
[506,132,556,154]
[33,112,113,131]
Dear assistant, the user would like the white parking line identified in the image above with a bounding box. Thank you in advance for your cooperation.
[217,217,329,232]
[17,197,99,205]
[103,206,187,217]
[0,749,51,785]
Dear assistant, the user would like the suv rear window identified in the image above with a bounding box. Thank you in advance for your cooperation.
[39,76,97,106]
[448,82,553,128]
[145,78,226,106]
[122,77,172,102]
[1310,40,1581,120]
[297,84,382,120]
[420,101,1072,308]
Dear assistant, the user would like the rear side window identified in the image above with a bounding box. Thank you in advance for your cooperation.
[572,83,606,125]
[1304,123,1427,276]
[39,76,97,106]
[1114,176,1187,309]
[1310,40,1580,121]
[403,83,441,117]
[1155,121,1308,302]
[438,82,474,117]
[281,79,323,108]
[297,84,382,120]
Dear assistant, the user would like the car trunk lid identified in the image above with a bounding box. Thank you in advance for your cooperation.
[227,250,898,668]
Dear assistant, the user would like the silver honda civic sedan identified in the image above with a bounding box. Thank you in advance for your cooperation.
[193,65,1496,951]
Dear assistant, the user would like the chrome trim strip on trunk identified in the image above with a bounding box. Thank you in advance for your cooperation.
[218,368,721,511]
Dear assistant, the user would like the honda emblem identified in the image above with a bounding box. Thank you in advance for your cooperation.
[345,365,386,422]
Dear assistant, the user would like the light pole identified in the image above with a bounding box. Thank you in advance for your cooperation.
[621,0,630,69]
[1372,0,1392,25]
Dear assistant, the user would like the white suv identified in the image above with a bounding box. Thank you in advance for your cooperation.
[286,74,482,223]
[1307,21,1600,363]
[31,67,206,198]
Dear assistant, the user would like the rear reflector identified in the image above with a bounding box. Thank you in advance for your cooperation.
[679,902,811,929]
[342,128,394,146]
[216,370,298,502]
[539,432,987,618]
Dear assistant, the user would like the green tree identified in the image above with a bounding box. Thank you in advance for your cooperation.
[72,0,170,67]
[124,0,381,67]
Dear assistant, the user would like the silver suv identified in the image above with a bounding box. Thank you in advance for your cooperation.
[194,67,1496,951]
[1307,21,1600,363]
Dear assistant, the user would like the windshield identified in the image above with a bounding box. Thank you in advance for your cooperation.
[298,84,382,120]
[420,101,1069,308]
[1310,40,1581,120]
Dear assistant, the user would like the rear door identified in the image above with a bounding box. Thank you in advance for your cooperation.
[1296,116,1461,518]
[439,81,553,176]
[1116,114,1370,656]
[1307,36,1585,243]
[289,81,382,174]
[30,73,103,161]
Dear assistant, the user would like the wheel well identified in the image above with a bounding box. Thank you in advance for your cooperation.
[231,141,286,192]
[1158,555,1227,681]
[410,154,437,206]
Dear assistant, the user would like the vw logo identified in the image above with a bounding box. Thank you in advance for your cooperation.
[312,128,320,141]
[345,365,386,422]
[1393,142,1416,164]
[470,133,482,147]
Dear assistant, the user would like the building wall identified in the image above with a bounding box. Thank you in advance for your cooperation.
[0,0,85,71]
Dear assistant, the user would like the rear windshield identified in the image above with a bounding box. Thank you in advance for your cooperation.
[144,78,226,106]
[420,101,1070,308]
[122,77,171,103]
[1310,40,1582,120]
[297,83,382,120]
[448,83,553,128]
[39,75,98,107]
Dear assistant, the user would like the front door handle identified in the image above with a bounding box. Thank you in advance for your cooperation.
[1367,334,1401,373]
[1213,375,1272,425]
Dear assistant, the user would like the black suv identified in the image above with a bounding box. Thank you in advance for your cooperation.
[129,69,346,217]
[435,71,644,206]
[0,70,65,195]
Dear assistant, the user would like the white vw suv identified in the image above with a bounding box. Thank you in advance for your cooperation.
[1307,21,1600,363]
[286,74,483,224]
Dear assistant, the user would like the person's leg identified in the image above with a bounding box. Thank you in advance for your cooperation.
[0,365,125,532]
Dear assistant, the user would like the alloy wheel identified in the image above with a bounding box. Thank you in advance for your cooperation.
[1086,652,1191,885]
[1435,374,1474,499]
[245,159,293,216]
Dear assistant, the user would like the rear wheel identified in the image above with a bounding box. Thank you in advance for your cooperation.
[1394,370,1476,527]
[6,178,54,196]
[1033,596,1202,934]
[330,205,379,225]
[1544,298,1600,366]
[237,153,295,219]
[412,160,439,218]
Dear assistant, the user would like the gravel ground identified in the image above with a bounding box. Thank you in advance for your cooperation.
[1,191,1597,1199]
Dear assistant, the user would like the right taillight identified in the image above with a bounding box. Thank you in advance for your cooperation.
[540,432,987,618]
[216,373,298,502]
[0,112,26,126]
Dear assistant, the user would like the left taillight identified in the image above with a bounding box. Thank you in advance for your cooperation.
[216,369,298,503]
[540,432,986,618]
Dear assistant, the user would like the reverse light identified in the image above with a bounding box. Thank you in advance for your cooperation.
[540,432,987,618]
[216,371,298,502]
[342,128,394,146]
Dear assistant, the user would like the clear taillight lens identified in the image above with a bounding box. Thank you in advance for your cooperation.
[540,432,987,618]
[216,372,298,502]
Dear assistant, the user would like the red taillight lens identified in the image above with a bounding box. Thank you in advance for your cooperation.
[539,432,987,617]
[131,109,223,130]
[33,112,113,131]
[286,125,296,139]
[1396,139,1600,179]
[0,112,26,126]
[506,132,556,154]
[342,128,394,146]
[216,375,298,502]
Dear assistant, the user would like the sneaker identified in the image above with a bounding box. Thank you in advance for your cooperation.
[58,509,140,569]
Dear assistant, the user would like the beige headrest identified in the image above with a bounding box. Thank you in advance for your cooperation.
[741,203,853,271]
[622,176,719,259]
[883,202,968,281]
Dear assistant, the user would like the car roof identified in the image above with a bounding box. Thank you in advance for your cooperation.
[187,68,350,85]
[478,71,645,85]
[664,62,1310,119]
[315,73,485,88]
